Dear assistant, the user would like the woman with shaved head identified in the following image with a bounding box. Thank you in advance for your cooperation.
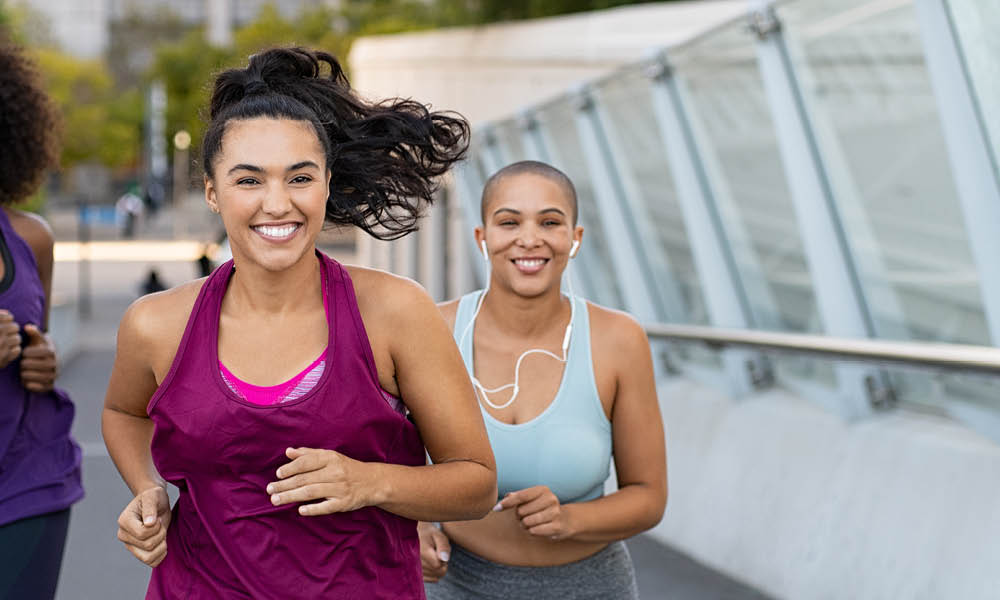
[420,161,667,599]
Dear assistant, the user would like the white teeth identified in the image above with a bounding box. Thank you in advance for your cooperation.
[515,259,545,267]
[254,224,298,238]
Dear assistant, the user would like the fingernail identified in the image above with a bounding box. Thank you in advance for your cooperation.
[271,494,280,505]
[266,484,274,494]
[143,516,155,525]
[438,551,450,563]
[492,502,502,512]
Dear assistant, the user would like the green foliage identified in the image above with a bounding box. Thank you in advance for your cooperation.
[33,49,142,170]
[147,3,351,167]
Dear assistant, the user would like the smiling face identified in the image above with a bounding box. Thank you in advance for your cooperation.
[205,118,330,273]
[476,173,583,299]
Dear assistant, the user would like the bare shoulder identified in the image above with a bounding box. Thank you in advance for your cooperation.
[586,301,650,355]
[344,264,436,321]
[5,208,53,255]
[437,299,460,331]
[119,278,206,367]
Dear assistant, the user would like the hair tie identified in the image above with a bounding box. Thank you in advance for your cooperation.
[244,80,269,97]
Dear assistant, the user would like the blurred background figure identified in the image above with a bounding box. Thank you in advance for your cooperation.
[115,185,143,239]
[0,33,84,600]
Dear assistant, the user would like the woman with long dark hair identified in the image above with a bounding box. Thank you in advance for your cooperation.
[102,47,496,599]
[0,38,84,599]
[419,161,667,599]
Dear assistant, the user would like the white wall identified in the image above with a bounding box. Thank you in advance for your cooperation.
[654,377,1000,599]
[348,1,745,125]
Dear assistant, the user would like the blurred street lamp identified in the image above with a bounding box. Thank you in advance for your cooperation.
[172,130,191,239]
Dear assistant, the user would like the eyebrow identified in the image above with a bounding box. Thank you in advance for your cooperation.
[491,207,567,217]
[227,161,321,176]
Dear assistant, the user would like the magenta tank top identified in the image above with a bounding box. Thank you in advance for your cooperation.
[146,252,426,599]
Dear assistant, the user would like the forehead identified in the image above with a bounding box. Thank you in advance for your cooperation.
[485,173,573,216]
[217,118,324,168]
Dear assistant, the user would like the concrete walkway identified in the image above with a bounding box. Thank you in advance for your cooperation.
[50,258,770,600]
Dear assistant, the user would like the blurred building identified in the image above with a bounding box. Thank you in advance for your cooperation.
[9,0,340,58]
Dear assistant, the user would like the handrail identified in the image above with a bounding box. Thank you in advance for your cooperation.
[644,323,1000,375]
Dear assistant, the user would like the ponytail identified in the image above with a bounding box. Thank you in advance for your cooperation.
[202,47,469,240]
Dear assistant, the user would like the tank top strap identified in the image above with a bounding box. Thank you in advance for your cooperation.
[322,254,383,393]
[146,260,233,414]
[452,290,483,371]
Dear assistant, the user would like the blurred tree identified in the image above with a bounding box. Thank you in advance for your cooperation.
[148,3,351,169]
[34,49,142,171]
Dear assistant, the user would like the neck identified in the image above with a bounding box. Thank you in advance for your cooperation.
[479,278,569,339]
[227,248,322,315]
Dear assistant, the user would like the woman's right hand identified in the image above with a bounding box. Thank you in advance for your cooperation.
[0,310,21,368]
[417,521,451,582]
[117,486,172,567]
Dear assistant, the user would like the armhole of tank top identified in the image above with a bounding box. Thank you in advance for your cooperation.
[452,292,478,341]
[581,299,612,430]
[336,261,385,394]
[146,275,216,415]
[0,229,16,295]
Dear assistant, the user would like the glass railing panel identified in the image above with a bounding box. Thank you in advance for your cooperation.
[494,120,528,163]
[946,1,1000,175]
[533,97,625,310]
[593,65,710,327]
[669,18,833,385]
[778,0,986,346]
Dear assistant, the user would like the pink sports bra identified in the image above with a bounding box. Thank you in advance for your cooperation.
[218,260,403,412]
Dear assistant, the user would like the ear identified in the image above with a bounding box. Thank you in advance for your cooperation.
[571,226,584,257]
[474,226,486,256]
[204,176,219,214]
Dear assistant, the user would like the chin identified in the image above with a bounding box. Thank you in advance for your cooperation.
[509,279,558,299]
[241,243,312,273]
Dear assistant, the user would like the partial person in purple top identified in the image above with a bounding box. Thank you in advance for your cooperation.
[0,36,84,600]
[101,47,496,599]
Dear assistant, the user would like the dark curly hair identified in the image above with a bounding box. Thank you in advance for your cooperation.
[203,47,470,240]
[0,37,61,205]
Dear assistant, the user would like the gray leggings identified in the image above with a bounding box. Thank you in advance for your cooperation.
[424,541,640,600]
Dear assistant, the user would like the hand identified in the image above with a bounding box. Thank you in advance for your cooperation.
[0,310,21,369]
[267,447,376,516]
[20,324,57,393]
[117,486,172,567]
[495,485,576,541]
[418,521,451,582]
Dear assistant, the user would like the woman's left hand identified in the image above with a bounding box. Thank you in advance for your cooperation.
[267,447,376,515]
[20,324,57,393]
[496,485,577,541]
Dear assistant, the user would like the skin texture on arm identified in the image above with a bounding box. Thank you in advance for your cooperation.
[267,270,497,523]
[6,208,57,391]
[102,282,202,567]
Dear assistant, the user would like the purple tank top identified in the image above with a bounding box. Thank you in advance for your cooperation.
[147,252,426,599]
[0,208,83,526]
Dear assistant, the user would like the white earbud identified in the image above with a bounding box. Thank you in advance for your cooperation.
[480,240,489,261]
[570,240,580,258]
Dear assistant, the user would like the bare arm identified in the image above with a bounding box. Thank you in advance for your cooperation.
[101,298,166,495]
[268,276,496,523]
[373,285,495,521]
[564,313,667,542]
[8,209,54,330]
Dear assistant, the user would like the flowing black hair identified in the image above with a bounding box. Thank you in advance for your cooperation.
[203,47,469,240]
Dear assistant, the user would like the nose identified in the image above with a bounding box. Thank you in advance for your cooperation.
[516,223,542,248]
[261,180,292,217]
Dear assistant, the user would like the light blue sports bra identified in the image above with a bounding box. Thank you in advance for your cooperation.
[454,291,612,504]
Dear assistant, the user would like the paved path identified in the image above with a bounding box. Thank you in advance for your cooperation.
[50,259,770,600]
